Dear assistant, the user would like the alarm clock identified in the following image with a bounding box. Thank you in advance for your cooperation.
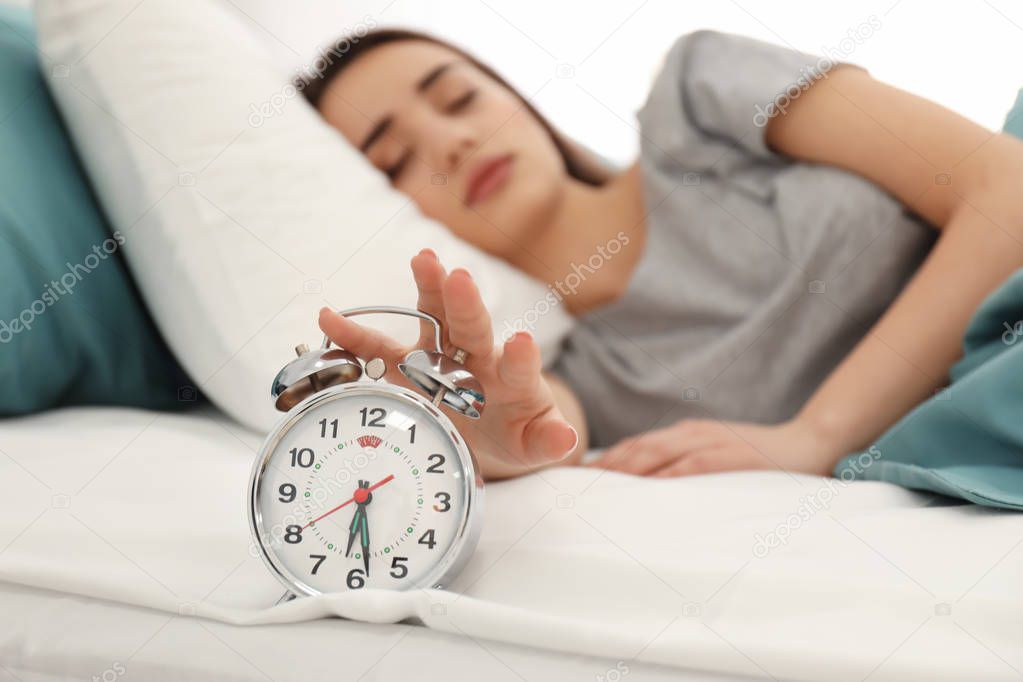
[248,306,485,600]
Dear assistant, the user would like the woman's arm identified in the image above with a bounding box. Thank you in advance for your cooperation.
[768,65,1023,468]
[590,65,1023,477]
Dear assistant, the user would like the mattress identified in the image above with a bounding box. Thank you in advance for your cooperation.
[1,406,1021,681]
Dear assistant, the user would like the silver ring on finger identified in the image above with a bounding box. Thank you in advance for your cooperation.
[451,347,468,365]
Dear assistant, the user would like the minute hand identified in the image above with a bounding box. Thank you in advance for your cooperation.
[360,508,370,576]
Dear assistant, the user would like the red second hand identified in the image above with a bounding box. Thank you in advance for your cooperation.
[302,474,395,530]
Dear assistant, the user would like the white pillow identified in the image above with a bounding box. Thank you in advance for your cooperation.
[34,0,574,432]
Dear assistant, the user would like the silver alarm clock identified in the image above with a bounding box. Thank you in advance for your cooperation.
[248,306,485,600]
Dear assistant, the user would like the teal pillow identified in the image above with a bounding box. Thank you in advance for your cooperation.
[0,5,191,413]
[1003,88,1023,139]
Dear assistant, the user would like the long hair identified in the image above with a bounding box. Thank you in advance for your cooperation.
[297,28,610,187]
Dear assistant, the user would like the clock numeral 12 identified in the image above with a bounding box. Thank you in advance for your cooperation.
[360,407,386,427]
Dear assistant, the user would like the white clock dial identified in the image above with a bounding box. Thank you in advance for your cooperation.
[250,385,478,595]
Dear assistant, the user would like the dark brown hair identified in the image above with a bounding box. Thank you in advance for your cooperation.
[296,28,608,186]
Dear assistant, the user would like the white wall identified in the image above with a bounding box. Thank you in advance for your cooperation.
[226,0,1023,165]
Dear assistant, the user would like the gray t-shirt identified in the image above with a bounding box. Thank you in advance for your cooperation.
[551,30,936,447]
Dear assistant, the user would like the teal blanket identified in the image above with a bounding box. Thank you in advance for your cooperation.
[834,267,1023,509]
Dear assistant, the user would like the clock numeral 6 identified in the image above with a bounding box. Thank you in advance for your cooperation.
[347,568,366,589]
[390,556,409,579]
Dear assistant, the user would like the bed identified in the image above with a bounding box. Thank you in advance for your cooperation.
[3,0,1021,676]
[1,406,1020,681]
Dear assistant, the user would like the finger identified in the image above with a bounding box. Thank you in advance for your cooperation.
[650,449,719,478]
[588,421,719,470]
[410,249,451,350]
[521,410,579,464]
[443,268,495,362]
[496,331,541,395]
[589,437,634,470]
[318,307,408,367]
[586,436,639,469]
[608,444,680,476]
[613,427,721,473]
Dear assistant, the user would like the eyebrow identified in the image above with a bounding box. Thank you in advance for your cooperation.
[359,61,459,152]
[416,61,455,92]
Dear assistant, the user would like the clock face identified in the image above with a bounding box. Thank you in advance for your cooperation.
[250,385,478,595]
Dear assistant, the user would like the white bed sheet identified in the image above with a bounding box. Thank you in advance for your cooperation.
[0,406,1020,681]
[0,581,707,682]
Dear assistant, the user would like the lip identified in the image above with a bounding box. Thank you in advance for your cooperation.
[464,154,514,206]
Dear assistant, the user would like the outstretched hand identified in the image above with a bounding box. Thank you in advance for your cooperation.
[318,248,579,479]
[586,418,835,477]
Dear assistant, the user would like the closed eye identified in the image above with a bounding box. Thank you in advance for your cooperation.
[446,90,477,113]
[386,151,412,180]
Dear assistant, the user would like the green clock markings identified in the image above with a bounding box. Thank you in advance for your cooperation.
[298,435,431,562]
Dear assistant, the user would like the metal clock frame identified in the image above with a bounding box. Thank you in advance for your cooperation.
[248,381,485,599]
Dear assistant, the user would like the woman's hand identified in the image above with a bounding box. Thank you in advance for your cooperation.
[318,248,580,480]
[586,418,838,478]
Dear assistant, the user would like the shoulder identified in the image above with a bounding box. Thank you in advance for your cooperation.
[639,30,861,163]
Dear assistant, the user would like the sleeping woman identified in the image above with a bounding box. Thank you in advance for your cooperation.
[301,29,1023,480]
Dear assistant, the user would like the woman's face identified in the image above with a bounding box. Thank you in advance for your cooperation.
[317,39,569,257]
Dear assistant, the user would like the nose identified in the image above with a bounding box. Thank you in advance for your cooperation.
[445,136,476,170]
[422,116,478,172]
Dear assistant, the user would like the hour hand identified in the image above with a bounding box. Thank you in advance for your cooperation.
[345,505,363,558]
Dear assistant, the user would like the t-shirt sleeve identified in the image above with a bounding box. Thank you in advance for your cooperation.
[637,29,869,168]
